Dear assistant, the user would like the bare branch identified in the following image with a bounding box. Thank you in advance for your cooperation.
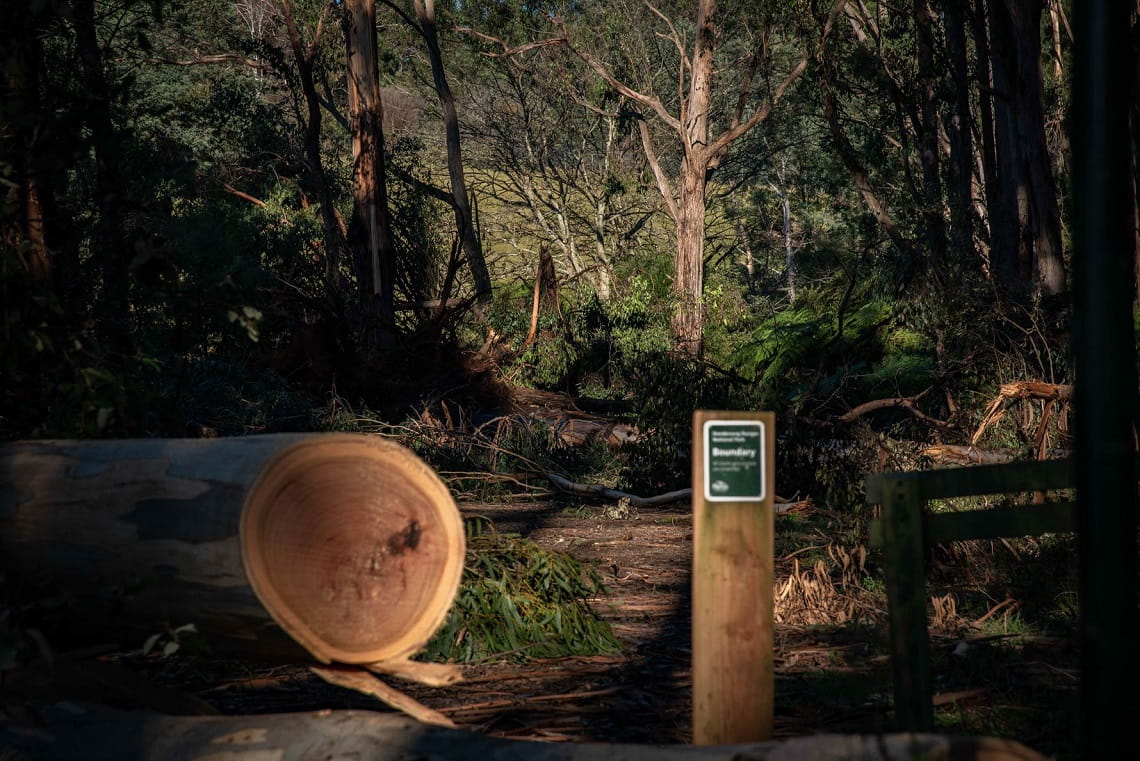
[637,117,678,222]
[839,392,956,432]
[644,0,685,60]
[455,26,566,58]
[550,17,684,137]
[149,54,273,72]
[222,183,267,208]
[707,56,807,160]
[379,0,422,37]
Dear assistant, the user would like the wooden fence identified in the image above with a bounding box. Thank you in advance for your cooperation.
[865,458,1080,730]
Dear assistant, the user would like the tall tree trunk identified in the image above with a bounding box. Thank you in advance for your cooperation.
[0,8,51,288]
[280,0,347,304]
[913,0,947,272]
[1,5,83,318]
[412,0,492,301]
[343,0,397,353]
[943,0,974,266]
[671,0,717,357]
[990,0,1066,298]
[971,1,1007,283]
[1008,0,1066,297]
[72,0,132,353]
[988,1,1030,289]
[674,166,707,356]
[769,170,795,305]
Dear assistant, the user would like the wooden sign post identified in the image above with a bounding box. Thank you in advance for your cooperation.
[692,410,775,744]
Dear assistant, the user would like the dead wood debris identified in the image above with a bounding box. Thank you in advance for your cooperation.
[547,473,812,513]
[311,665,456,728]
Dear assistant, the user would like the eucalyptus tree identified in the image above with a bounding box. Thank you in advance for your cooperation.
[494,0,844,357]
[277,0,349,302]
[457,47,659,301]
[342,0,399,351]
[379,0,492,302]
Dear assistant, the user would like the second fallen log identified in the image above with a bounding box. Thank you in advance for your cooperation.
[0,434,465,665]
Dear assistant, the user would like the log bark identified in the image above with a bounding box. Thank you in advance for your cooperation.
[0,702,1050,761]
[0,434,464,665]
[921,444,1015,466]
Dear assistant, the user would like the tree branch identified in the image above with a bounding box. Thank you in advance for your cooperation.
[839,392,956,431]
[149,54,272,72]
[636,116,678,222]
[552,20,683,137]
[707,56,807,160]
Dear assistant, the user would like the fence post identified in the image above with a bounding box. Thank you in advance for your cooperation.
[880,475,933,730]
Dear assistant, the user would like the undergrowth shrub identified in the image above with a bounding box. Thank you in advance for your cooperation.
[420,517,622,663]
[620,354,754,494]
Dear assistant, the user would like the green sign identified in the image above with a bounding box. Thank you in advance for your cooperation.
[703,420,766,501]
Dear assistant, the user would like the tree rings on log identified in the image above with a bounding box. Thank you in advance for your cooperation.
[240,435,465,664]
[0,434,464,666]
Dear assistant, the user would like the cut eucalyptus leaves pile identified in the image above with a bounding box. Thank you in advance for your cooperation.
[421,518,623,663]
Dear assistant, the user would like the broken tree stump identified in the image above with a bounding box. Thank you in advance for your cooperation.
[0,434,465,665]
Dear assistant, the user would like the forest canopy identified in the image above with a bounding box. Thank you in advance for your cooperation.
[0,0,1124,499]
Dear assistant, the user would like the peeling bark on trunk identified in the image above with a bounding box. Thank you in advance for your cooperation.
[343,0,398,352]
[668,0,717,358]
[674,169,708,356]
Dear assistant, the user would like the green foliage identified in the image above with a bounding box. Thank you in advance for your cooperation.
[420,519,622,663]
[620,353,752,493]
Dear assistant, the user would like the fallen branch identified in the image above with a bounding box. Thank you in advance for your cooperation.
[547,473,690,506]
[311,665,456,728]
[149,54,273,72]
[972,381,1072,446]
[366,659,464,687]
[546,474,810,514]
[839,393,955,431]
[921,444,1015,466]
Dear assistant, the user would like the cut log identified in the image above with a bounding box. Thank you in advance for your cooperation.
[0,434,465,666]
[0,702,1051,761]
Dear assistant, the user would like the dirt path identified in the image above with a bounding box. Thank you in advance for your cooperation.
[141,499,888,743]
[386,500,892,743]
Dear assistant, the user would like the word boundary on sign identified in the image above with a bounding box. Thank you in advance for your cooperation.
[702,420,766,502]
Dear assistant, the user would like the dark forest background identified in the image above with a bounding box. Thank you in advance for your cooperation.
[2,0,1135,501]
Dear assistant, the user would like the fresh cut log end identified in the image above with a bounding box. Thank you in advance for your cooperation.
[240,434,465,665]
